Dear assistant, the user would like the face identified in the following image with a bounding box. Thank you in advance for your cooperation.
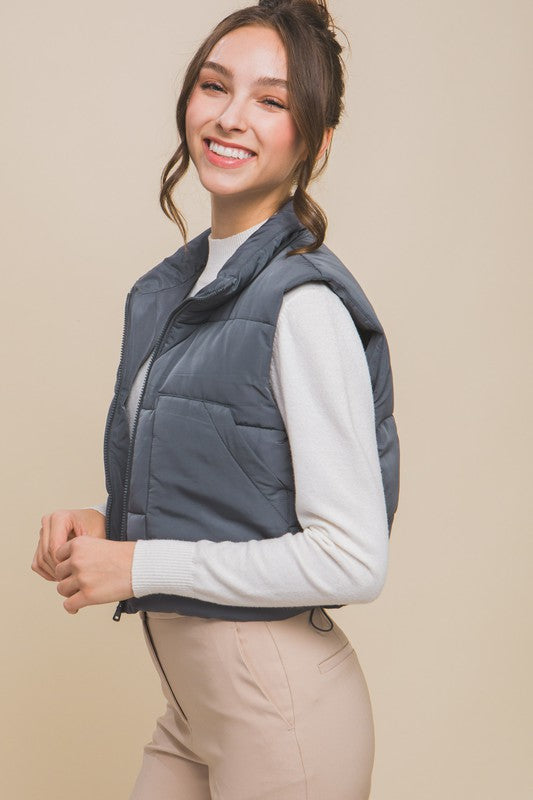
[185,25,308,211]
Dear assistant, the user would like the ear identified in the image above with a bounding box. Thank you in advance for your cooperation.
[296,126,333,169]
[316,127,333,161]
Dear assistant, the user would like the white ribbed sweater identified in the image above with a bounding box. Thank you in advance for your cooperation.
[88,218,389,607]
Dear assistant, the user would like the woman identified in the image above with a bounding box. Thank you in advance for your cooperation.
[31,1,399,797]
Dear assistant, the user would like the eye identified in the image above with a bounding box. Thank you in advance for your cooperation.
[199,81,286,110]
[262,97,286,109]
[200,81,225,93]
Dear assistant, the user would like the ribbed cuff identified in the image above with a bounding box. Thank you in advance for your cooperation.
[86,503,107,516]
[131,539,196,598]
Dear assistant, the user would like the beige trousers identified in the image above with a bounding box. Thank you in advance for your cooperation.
[129,607,375,800]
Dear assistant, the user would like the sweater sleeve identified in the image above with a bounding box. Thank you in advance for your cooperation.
[86,503,107,516]
[130,281,389,606]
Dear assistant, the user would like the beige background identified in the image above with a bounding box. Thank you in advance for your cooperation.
[2,1,531,797]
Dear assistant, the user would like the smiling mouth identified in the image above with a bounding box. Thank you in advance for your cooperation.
[204,138,257,156]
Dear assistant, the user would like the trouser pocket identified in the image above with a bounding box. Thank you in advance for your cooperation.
[140,611,189,725]
[317,639,356,673]
[233,620,295,731]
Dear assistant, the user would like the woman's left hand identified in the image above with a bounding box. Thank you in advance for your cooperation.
[54,534,136,614]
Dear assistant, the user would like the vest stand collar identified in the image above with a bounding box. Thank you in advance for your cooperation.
[177,194,308,308]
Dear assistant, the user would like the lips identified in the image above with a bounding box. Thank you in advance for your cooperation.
[204,138,257,156]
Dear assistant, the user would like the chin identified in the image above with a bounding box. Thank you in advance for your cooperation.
[198,175,252,196]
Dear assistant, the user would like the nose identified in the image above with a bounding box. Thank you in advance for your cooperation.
[215,92,249,133]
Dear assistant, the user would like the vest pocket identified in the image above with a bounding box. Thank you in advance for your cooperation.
[147,393,292,531]
[202,400,290,493]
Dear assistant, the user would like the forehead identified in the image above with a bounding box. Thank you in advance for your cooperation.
[204,25,288,80]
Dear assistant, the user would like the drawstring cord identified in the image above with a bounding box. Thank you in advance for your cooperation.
[308,606,334,631]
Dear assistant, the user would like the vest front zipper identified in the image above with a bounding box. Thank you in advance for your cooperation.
[111,278,233,621]
[103,288,133,622]
[103,288,132,544]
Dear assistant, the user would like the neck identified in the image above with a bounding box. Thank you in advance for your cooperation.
[209,191,291,238]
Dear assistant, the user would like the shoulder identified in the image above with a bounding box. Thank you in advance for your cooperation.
[278,282,363,346]
[280,281,349,313]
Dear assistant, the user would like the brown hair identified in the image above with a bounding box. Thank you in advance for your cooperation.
[160,0,350,256]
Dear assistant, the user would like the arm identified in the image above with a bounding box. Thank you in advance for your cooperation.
[131,282,389,607]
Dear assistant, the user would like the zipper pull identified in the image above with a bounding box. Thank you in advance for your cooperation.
[113,601,124,621]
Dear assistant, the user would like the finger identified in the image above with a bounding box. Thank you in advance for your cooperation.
[63,592,82,614]
[49,513,73,567]
[34,535,57,580]
[40,515,56,574]
[53,556,71,582]
[57,574,78,598]
[54,538,72,564]
[69,514,89,539]
[31,550,57,581]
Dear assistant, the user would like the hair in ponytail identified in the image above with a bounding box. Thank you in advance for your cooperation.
[160,0,350,256]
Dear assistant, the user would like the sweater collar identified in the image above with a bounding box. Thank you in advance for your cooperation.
[173,195,308,302]
[207,218,268,271]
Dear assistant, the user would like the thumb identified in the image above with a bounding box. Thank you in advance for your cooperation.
[54,539,70,563]
[68,519,88,539]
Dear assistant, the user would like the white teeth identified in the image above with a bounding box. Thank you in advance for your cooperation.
[208,140,254,159]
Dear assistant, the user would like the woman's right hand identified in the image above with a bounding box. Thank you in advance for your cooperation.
[31,508,106,582]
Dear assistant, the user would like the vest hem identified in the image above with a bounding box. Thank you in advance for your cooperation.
[121,596,342,622]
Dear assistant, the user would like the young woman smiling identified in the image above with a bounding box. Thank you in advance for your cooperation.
[31,1,400,797]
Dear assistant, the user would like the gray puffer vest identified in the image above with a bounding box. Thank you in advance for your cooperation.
[103,195,400,626]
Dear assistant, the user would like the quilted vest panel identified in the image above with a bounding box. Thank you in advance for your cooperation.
[103,196,400,621]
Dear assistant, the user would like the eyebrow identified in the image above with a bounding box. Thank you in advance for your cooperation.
[199,60,288,90]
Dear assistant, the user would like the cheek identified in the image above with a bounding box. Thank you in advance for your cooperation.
[267,120,303,163]
[185,92,205,135]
